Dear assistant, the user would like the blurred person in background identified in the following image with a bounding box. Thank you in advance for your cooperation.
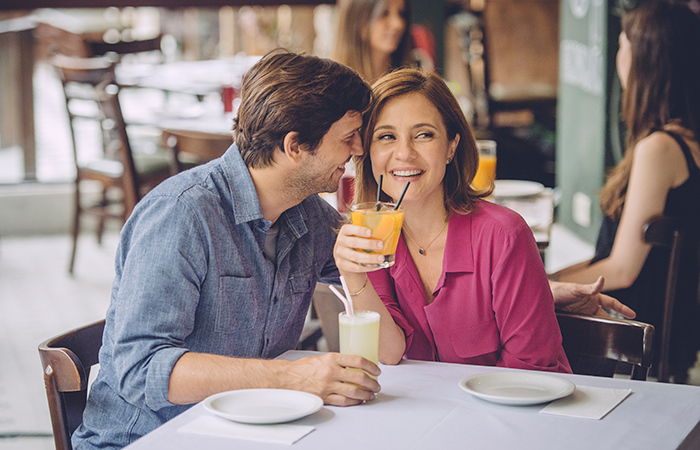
[333,0,414,82]
[552,0,700,382]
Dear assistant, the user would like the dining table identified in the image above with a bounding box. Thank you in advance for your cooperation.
[124,350,700,450]
[116,55,261,99]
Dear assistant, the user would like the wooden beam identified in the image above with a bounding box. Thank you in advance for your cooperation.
[0,0,332,11]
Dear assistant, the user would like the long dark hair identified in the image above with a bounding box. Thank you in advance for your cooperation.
[600,1,700,219]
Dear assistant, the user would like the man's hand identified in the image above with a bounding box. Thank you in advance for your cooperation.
[550,276,636,319]
[283,353,381,406]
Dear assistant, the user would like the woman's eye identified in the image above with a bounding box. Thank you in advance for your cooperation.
[375,133,395,141]
[416,131,435,139]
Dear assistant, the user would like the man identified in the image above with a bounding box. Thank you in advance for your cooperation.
[73,51,379,450]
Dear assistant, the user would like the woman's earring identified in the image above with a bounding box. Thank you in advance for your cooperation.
[447,157,452,164]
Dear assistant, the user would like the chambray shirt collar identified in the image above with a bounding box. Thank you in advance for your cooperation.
[221,145,309,237]
[221,146,265,225]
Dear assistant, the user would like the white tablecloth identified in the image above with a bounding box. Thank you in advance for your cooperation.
[125,351,700,450]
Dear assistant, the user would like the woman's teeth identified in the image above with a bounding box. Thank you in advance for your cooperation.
[392,170,422,177]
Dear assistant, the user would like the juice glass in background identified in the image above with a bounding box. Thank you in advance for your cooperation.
[338,310,380,380]
[350,202,405,268]
[472,140,497,190]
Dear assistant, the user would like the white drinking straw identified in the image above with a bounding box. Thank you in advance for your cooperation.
[339,276,356,316]
[329,284,354,316]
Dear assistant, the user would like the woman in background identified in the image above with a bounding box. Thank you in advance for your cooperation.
[334,68,571,372]
[333,0,414,82]
[552,1,700,382]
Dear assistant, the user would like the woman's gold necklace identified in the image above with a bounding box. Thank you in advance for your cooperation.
[402,221,449,256]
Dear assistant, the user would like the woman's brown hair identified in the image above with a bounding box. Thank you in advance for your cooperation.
[354,68,489,214]
[600,1,700,220]
[332,0,413,82]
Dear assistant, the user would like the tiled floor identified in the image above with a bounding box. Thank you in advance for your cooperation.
[0,232,118,450]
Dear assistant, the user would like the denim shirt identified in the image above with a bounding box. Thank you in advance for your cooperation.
[73,146,341,449]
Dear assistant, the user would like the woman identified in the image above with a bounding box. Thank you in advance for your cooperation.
[333,0,414,82]
[334,68,571,372]
[551,1,700,381]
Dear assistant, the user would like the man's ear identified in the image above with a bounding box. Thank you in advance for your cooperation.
[282,132,306,163]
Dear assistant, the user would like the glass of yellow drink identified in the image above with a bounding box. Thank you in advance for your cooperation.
[350,202,405,268]
[338,310,380,380]
[472,140,497,191]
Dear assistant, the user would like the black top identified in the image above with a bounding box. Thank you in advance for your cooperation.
[592,130,700,378]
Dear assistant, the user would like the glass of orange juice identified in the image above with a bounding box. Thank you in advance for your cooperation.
[350,202,405,268]
[472,140,497,191]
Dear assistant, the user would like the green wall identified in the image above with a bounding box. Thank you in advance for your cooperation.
[557,0,649,243]
[557,0,611,243]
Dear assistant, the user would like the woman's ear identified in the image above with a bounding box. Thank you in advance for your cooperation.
[448,133,460,162]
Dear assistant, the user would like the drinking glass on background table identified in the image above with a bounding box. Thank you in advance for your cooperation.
[473,140,497,190]
[338,310,380,380]
[350,202,405,268]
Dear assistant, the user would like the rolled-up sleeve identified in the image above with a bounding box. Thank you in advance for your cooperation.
[110,196,208,410]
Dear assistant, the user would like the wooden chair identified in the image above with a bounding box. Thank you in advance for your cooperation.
[38,320,106,450]
[643,215,700,382]
[556,311,654,381]
[312,283,345,352]
[85,35,163,61]
[161,128,232,173]
[51,54,174,274]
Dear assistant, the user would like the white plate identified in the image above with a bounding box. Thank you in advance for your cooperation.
[203,389,323,424]
[459,372,575,406]
[493,180,545,198]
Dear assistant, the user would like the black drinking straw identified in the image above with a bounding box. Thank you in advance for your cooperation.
[373,175,383,210]
[394,181,410,210]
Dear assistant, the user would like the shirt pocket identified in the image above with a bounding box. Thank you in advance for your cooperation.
[450,317,500,359]
[215,275,262,333]
[288,267,315,296]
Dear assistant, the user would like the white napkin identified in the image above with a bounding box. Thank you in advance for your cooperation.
[540,385,632,420]
[178,415,315,445]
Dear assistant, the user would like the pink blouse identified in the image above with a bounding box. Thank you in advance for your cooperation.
[368,201,571,373]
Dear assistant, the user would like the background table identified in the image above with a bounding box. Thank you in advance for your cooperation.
[492,188,554,261]
[125,350,700,450]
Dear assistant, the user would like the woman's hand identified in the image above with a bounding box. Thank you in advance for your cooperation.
[333,223,386,272]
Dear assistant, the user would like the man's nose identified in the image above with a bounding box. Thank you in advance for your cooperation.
[351,134,364,156]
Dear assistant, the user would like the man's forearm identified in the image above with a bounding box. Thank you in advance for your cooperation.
[167,351,382,406]
[167,352,292,404]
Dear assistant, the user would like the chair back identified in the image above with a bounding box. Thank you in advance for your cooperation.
[643,215,700,382]
[38,320,106,450]
[161,128,232,173]
[556,312,654,380]
[50,54,119,170]
[312,283,345,352]
[94,80,142,217]
[86,35,163,61]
